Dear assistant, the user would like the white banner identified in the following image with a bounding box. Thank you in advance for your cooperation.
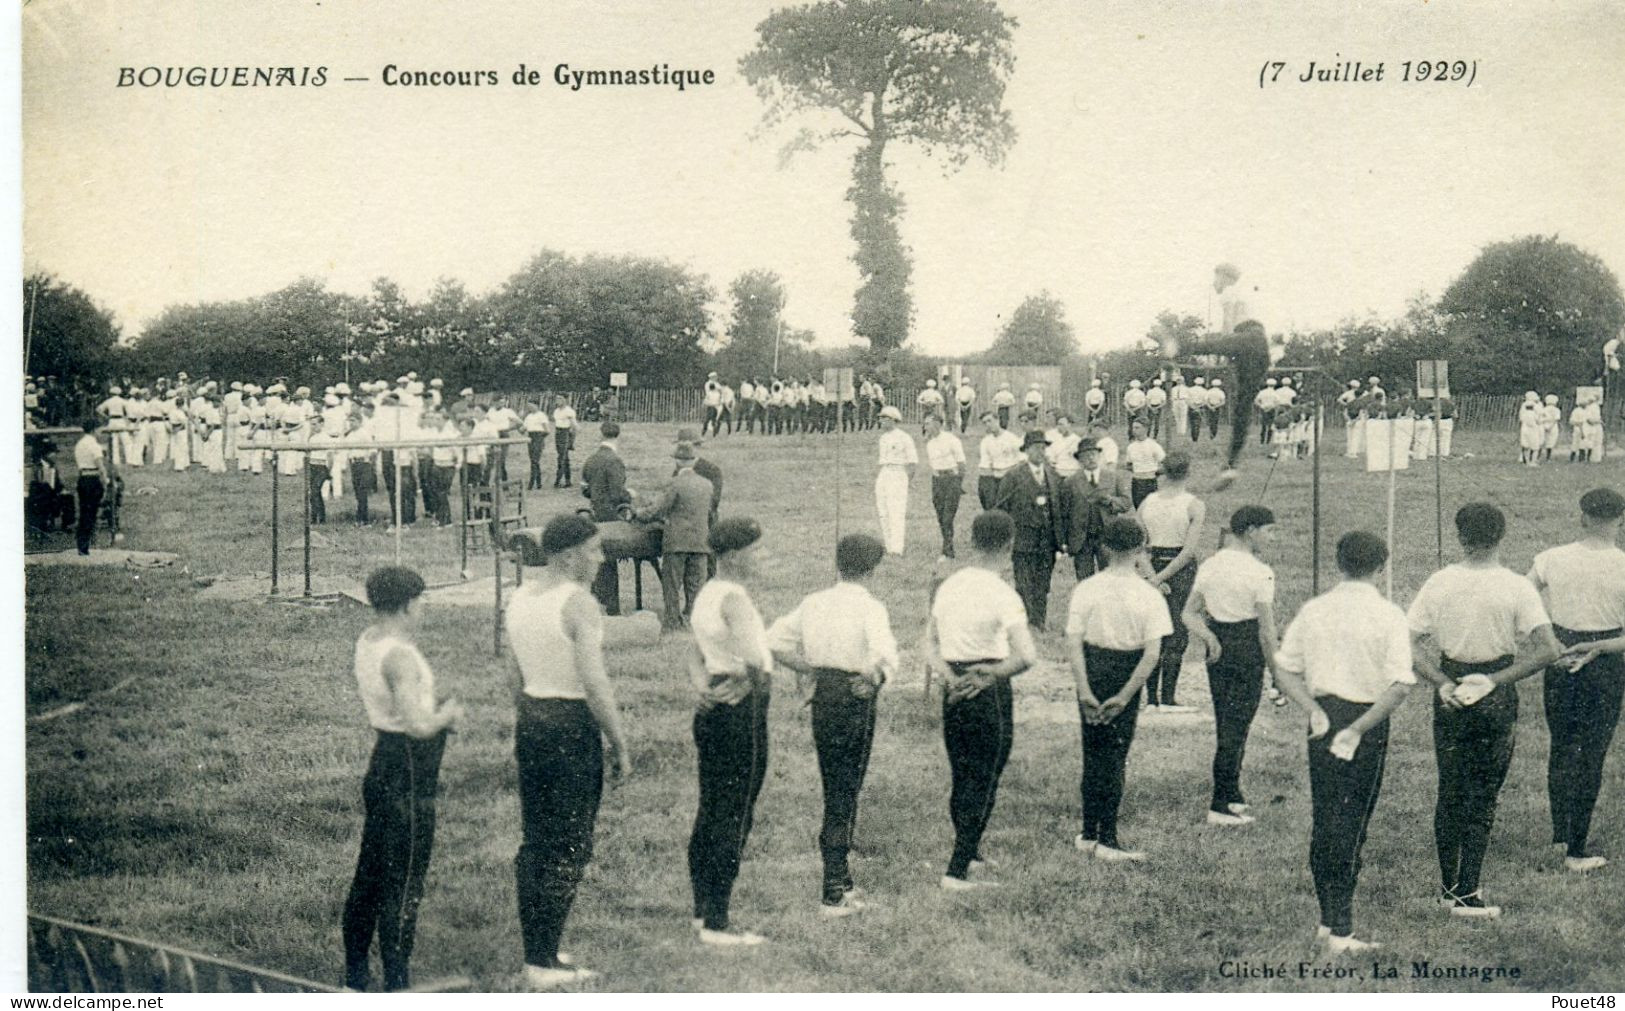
[1365,418,1412,472]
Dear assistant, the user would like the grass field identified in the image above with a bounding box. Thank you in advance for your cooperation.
[23,422,1625,992]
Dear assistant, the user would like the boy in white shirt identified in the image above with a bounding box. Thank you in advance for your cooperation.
[1121,418,1166,508]
[1273,531,1415,954]
[1529,487,1625,871]
[551,397,577,487]
[922,413,967,559]
[522,401,552,490]
[768,534,898,916]
[1065,516,1172,863]
[926,511,1036,889]
[1185,506,1280,825]
[1408,503,1561,918]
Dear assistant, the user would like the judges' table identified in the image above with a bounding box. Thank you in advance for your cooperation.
[508,518,663,610]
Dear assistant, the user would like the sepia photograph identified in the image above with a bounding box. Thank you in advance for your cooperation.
[11,0,1625,995]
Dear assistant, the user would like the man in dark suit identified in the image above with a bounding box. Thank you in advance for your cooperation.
[636,444,715,630]
[995,430,1066,631]
[1058,437,1135,580]
[581,421,632,614]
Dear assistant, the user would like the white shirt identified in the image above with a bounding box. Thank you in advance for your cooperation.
[1123,438,1166,478]
[1145,387,1167,409]
[552,405,576,429]
[1093,435,1120,469]
[1139,490,1196,548]
[1065,568,1173,650]
[767,582,899,678]
[353,631,436,734]
[703,382,722,407]
[507,582,587,700]
[1207,388,1227,409]
[1047,432,1081,476]
[1276,581,1415,703]
[487,406,520,432]
[917,388,945,408]
[978,430,1024,475]
[1085,388,1106,409]
[1255,389,1278,411]
[522,410,552,433]
[993,389,1016,408]
[1276,386,1298,406]
[1123,388,1146,412]
[1407,564,1551,662]
[956,384,977,406]
[1191,548,1275,623]
[691,578,772,676]
[925,431,966,472]
[932,567,1027,661]
[307,430,339,467]
[1024,390,1043,408]
[877,428,918,467]
[428,426,461,466]
[74,434,104,471]
[1529,542,1625,632]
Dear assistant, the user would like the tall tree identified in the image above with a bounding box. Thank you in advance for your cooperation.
[742,0,1018,353]
[983,291,1076,365]
[1439,235,1625,393]
[23,272,122,403]
[714,269,809,377]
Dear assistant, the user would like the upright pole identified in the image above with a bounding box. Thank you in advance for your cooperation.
[270,449,280,596]
[302,452,312,598]
[493,445,505,657]
[834,398,843,548]
[1384,413,1397,600]
[1311,401,1323,596]
[1433,384,1444,569]
[459,447,469,577]
[393,452,403,566]
[772,314,783,376]
[23,278,38,377]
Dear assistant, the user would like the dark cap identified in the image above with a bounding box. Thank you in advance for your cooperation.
[1021,430,1048,450]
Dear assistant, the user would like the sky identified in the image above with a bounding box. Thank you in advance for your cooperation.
[21,0,1625,357]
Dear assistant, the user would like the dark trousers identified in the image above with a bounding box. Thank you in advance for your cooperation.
[1011,549,1056,630]
[959,404,974,432]
[74,475,103,554]
[702,404,720,437]
[1130,477,1157,508]
[553,430,573,486]
[1545,627,1625,856]
[1148,408,1162,440]
[1190,409,1205,442]
[942,665,1013,878]
[811,669,878,902]
[977,474,1000,511]
[592,560,621,617]
[1308,697,1389,937]
[342,730,446,991]
[690,682,770,930]
[1433,655,1518,896]
[381,453,417,525]
[527,432,547,488]
[308,464,330,524]
[1209,406,1222,440]
[428,465,455,525]
[1209,618,1265,811]
[1071,549,1100,581]
[1145,548,1193,704]
[1078,645,1143,847]
[1259,408,1275,444]
[350,460,376,524]
[660,551,709,629]
[514,698,603,969]
[931,474,961,558]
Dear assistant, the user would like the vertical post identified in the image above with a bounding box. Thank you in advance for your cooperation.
[1433,384,1444,569]
[393,450,403,566]
[493,443,505,657]
[1384,413,1397,600]
[270,450,280,596]
[302,450,312,599]
[1311,401,1322,596]
[459,446,469,578]
[834,397,843,547]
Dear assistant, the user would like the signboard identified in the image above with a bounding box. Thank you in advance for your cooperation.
[1416,360,1449,399]
[1365,418,1412,472]
[608,372,628,388]
[823,366,856,402]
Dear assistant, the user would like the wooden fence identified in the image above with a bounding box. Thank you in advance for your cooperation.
[26,913,469,993]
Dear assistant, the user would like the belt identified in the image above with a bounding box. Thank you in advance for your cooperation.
[1440,654,1514,682]
[933,469,960,478]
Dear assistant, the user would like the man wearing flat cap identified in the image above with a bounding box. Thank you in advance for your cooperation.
[636,442,715,630]
[1058,437,1134,580]
[995,429,1066,631]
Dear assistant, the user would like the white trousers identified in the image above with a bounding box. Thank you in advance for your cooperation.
[1172,401,1188,436]
[171,429,192,470]
[1412,417,1433,460]
[148,423,168,465]
[1437,418,1454,457]
[875,467,909,555]
[201,431,226,473]
[123,427,145,467]
[1345,417,1364,458]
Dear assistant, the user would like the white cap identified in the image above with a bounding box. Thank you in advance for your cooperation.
[295,386,311,397]
[1544,394,1558,404]
[926,379,937,388]
[110,385,122,394]
[1129,379,1141,389]
[1349,379,1361,388]
[1282,376,1293,386]
[999,382,1011,390]
[407,371,419,380]
[1028,382,1040,389]
[1525,391,1539,400]
[268,383,286,394]
[460,387,474,397]
[230,381,244,391]
[1266,377,1277,386]
[1369,376,1380,384]
[1152,377,1163,386]
[431,378,443,388]
[336,383,351,395]
[1194,377,1206,385]
[1090,378,1101,388]
[1212,378,1223,387]
[879,405,903,421]
[324,393,340,406]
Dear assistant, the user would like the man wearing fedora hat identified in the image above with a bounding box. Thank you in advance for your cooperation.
[1059,436,1135,580]
[996,429,1067,631]
[581,421,632,613]
[636,443,716,630]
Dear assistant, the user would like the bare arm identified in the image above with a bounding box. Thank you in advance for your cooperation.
[383,646,460,739]
[565,590,628,771]
[1256,600,1282,674]
[969,622,1036,680]
[1182,584,1220,659]
[1485,624,1562,687]
[1067,632,1099,709]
